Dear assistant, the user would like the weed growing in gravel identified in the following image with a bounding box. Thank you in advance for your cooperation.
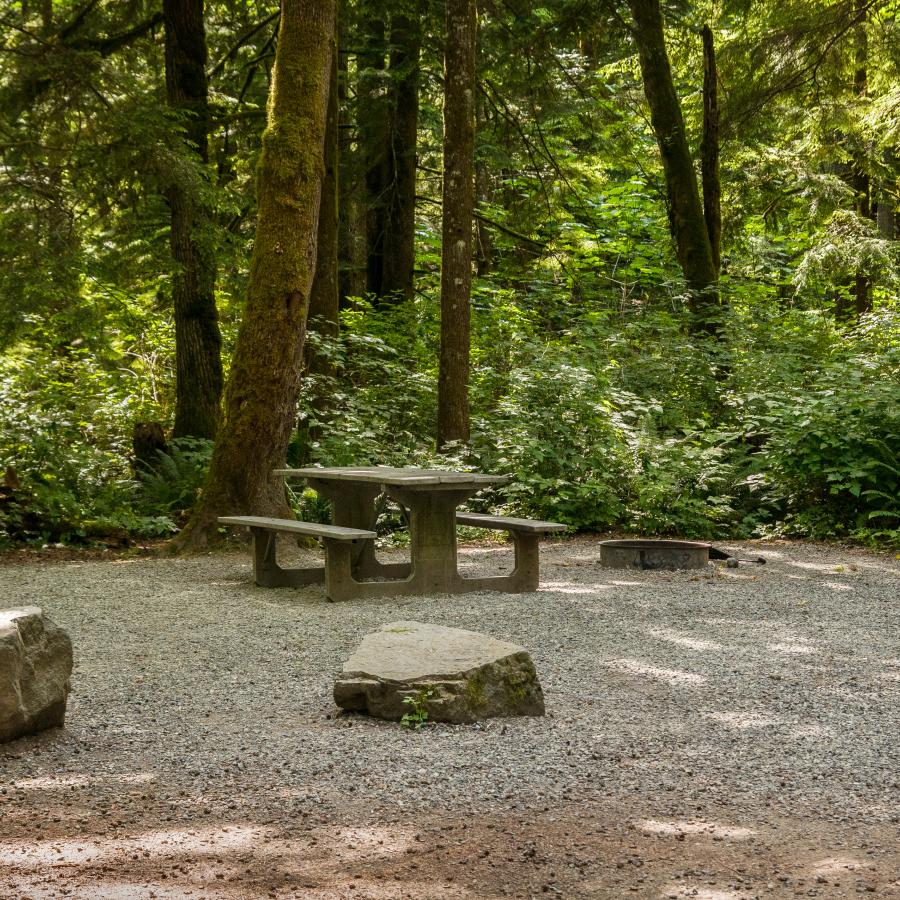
[400,689,434,730]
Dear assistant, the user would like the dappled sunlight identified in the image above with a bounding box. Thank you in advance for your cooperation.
[645,627,723,652]
[823,581,854,591]
[608,579,643,586]
[706,711,782,729]
[705,712,831,738]
[659,886,743,900]
[605,658,706,685]
[638,820,756,840]
[541,581,602,595]
[809,855,869,875]
[12,772,155,791]
[0,825,268,869]
[768,642,817,655]
[788,560,857,573]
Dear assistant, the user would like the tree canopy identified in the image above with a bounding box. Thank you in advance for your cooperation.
[0,0,897,548]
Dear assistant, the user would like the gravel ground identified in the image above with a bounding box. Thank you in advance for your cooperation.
[1,537,898,899]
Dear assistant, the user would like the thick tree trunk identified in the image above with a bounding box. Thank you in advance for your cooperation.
[627,0,719,334]
[701,24,721,277]
[437,0,476,448]
[173,0,336,550]
[380,12,420,302]
[164,0,223,440]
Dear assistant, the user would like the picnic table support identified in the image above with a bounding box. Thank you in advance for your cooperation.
[252,526,326,588]
[307,477,412,581]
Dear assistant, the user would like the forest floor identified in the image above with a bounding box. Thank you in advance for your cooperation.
[1,537,898,900]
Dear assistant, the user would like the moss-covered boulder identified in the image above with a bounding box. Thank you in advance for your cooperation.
[334,621,544,724]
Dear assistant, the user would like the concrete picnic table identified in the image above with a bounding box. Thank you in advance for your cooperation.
[272,465,554,598]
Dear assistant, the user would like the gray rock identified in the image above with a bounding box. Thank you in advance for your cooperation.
[334,620,544,724]
[0,606,73,743]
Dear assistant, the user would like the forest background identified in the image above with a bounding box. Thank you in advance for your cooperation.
[1,0,898,549]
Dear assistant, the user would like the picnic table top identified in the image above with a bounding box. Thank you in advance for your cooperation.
[274,466,510,488]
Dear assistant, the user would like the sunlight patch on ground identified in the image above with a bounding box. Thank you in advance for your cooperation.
[542,581,602,594]
[639,820,756,840]
[809,855,869,875]
[645,627,723,652]
[0,825,268,869]
[768,642,817,655]
[788,560,855,573]
[606,659,706,685]
[12,773,155,791]
[608,580,643,586]
[659,886,744,899]
[823,581,854,591]
[706,711,782,729]
[334,826,412,857]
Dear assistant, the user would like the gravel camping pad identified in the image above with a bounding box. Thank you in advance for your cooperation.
[1,538,898,899]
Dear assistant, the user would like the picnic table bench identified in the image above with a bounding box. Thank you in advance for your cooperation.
[220,467,564,601]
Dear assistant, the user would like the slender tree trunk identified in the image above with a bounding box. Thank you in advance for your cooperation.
[337,16,367,305]
[358,12,389,299]
[627,0,719,334]
[164,0,224,440]
[173,0,336,550]
[437,0,476,448]
[701,24,721,277]
[380,12,421,301]
[850,0,872,318]
[298,27,340,464]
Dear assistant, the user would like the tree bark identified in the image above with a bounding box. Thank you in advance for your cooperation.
[358,11,390,300]
[297,26,340,464]
[850,0,872,319]
[173,0,336,550]
[627,0,720,334]
[380,12,421,302]
[701,24,721,277]
[164,0,223,440]
[437,0,476,448]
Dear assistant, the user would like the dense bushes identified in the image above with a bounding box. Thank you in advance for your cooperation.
[1,290,897,548]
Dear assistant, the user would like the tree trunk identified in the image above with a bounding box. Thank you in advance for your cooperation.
[437,0,476,448]
[701,24,721,277]
[164,0,224,440]
[173,0,336,550]
[358,12,390,300]
[627,0,719,334]
[380,12,420,302]
[850,0,872,319]
[298,28,340,464]
[337,15,367,305]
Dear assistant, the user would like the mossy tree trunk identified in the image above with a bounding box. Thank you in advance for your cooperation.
[173,0,336,550]
[627,0,720,335]
[297,32,340,464]
[437,0,476,447]
[164,0,224,441]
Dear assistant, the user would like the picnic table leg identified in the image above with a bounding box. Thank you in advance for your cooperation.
[509,531,540,591]
[388,487,474,593]
[307,477,411,581]
[251,527,325,588]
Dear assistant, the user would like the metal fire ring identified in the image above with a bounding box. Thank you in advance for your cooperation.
[599,539,711,570]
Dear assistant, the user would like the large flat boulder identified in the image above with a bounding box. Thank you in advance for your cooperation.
[0,606,73,743]
[334,621,544,724]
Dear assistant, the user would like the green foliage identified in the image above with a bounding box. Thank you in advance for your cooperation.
[400,689,434,730]
[135,438,214,518]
